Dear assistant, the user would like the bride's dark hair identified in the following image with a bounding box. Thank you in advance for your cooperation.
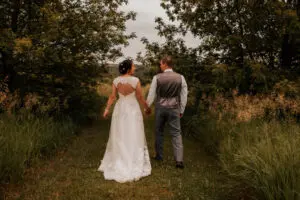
[119,59,133,75]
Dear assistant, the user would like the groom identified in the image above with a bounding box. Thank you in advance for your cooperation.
[146,55,188,169]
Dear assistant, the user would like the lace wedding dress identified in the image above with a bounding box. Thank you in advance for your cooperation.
[98,76,151,183]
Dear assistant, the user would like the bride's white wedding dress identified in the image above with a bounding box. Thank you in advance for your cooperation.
[98,76,151,183]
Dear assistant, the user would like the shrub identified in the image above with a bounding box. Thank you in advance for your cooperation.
[65,88,107,123]
[0,87,106,124]
[200,93,300,123]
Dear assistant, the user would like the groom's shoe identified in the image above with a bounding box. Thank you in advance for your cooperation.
[176,162,184,169]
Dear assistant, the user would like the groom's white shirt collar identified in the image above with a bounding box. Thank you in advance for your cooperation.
[164,68,173,72]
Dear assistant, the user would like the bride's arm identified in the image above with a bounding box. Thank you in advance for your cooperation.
[136,81,150,111]
[103,84,117,118]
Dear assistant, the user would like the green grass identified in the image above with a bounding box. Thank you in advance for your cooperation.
[1,118,221,200]
[0,113,76,183]
[0,110,300,200]
[219,120,300,200]
[183,112,300,200]
[3,112,299,200]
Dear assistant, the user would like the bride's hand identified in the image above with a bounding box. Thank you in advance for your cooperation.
[103,109,109,118]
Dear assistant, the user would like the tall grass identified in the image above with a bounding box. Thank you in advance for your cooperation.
[186,114,300,200]
[205,93,300,122]
[219,120,300,200]
[0,113,76,183]
[184,89,300,199]
[185,114,300,199]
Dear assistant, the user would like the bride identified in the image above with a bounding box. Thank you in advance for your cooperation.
[98,59,152,183]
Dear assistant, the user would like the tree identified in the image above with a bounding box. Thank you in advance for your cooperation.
[0,0,136,119]
[280,0,300,70]
[139,0,300,95]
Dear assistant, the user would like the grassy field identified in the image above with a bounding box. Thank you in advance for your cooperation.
[0,113,76,184]
[3,81,299,199]
[1,118,221,200]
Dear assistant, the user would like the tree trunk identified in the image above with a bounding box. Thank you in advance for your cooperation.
[11,0,21,32]
[0,50,17,93]
[297,0,300,17]
[281,33,292,69]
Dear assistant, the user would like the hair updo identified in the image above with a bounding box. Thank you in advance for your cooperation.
[119,59,133,75]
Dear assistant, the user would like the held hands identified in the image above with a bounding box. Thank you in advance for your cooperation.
[104,107,152,118]
[104,107,180,118]
[144,107,152,116]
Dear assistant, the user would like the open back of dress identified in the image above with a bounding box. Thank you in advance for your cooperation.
[116,83,135,96]
[113,76,139,97]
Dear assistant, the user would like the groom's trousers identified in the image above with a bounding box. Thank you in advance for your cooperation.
[155,107,183,162]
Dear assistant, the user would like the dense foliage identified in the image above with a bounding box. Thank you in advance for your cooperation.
[139,0,300,96]
[0,0,135,120]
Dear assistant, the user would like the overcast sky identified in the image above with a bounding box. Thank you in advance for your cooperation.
[118,0,199,62]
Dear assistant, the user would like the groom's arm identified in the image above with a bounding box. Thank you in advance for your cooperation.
[146,76,157,107]
[180,76,188,115]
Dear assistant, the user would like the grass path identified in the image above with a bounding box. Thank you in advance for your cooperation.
[3,119,221,200]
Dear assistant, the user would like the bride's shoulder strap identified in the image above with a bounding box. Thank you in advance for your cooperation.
[113,77,120,87]
[131,76,140,88]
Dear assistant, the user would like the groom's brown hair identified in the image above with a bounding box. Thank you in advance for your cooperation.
[161,55,173,68]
